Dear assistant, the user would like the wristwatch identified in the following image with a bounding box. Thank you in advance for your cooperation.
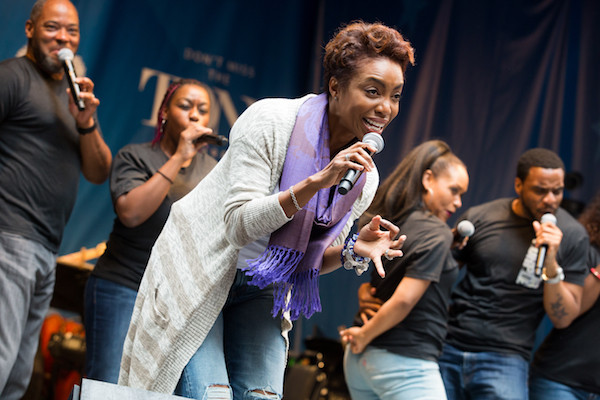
[542,266,564,284]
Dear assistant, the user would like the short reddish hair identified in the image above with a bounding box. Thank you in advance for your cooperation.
[323,21,415,93]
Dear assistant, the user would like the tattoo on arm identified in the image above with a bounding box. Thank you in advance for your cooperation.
[550,293,568,320]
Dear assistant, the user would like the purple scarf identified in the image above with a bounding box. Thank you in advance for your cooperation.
[243,93,366,320]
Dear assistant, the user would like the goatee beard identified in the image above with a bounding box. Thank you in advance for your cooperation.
[30,42,63,75]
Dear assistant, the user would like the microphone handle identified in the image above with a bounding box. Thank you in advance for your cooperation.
[535,244,548,276]
[192,134,228,147]
[535,213,556,277]
[62,61,85,111]
[338,148,375,195]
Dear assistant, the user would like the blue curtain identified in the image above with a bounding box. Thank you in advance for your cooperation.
[1,0,599,350]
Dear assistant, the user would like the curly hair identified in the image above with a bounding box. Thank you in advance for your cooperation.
[579,191,600,248]
[360,140,465,227]
[322,21,415,93]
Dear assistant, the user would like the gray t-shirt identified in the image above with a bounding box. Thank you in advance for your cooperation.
[447,198,589,360]
[0,57,82,252]
[91,142,217,291]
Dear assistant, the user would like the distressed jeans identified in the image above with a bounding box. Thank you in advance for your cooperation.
[174,269,287,400]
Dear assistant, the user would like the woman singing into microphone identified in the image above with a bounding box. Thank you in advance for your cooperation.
[84,79,218,383]
[119,21,414,400]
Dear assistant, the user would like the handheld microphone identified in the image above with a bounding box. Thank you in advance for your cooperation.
[457,220,475,239]
[338,132,384,195]
[57,48,85,111]
[535,213,557,276]
[192,134,229,147]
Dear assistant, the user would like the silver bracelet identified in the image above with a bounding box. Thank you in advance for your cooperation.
[289,185,302,211]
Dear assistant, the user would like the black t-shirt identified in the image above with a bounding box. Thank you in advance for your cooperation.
[530,245,600,394]
[355,210,459,362]
[91,142,217,291]
[0,57,82,252]
[447,198,589,360]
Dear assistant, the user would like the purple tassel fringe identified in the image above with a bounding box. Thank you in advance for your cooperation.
[244,245,321,320]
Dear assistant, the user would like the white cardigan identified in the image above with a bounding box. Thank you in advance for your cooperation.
[118,94,379,393]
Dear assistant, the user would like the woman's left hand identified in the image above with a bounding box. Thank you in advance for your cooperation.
[353,215,406,278]
[339,326,369,354]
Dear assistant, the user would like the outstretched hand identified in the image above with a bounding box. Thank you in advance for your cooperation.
[353,215,406,278]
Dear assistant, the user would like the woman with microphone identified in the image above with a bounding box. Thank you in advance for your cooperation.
[119,21,414,400]
[340,140,469,400]
[84,79,218,383]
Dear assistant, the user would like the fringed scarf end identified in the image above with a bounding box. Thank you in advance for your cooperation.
[243,245,304,289]
[272,268,321,321]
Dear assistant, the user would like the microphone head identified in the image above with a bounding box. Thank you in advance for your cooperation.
[540,213,557,225]
[362,132,384,154]
[57,48,74,62]
[457,220,475,237]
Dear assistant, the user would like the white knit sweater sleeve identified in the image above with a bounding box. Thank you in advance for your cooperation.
[221,96,311,248]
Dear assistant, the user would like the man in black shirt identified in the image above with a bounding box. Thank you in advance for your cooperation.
[529,192,600,399]
[0,0,112,397]
[439,149,589,400]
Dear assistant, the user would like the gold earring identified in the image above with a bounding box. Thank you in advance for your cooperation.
[425,187,434,208]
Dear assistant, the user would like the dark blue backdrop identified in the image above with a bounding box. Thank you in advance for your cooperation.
[1,0,599,352]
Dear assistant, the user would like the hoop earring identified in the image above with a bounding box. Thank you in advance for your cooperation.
[425,187,434,209]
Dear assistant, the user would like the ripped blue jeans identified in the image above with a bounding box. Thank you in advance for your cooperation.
[174,270,287,400]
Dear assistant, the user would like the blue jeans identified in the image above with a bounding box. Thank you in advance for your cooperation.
[174,270,286,400]
[0,231,56,400]
[83,275,138,383]
[438,344,528,400]
[343,346,447,400]
[530,375,600,400]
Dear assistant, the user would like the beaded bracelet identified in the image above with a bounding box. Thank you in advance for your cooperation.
[341,233,371,276]
[289,185,302,211]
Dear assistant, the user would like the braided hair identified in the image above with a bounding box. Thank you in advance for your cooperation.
[151,78,203,146]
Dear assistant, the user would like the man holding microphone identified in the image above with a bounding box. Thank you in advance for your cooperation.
[439,148,589,400]
[0,0,111,397]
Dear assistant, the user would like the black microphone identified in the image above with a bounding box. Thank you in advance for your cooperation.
[192,134,229,147]
[535,213,557,276]
[57,48,85,111]
[457,220,475,240]
[338,132,384,195]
